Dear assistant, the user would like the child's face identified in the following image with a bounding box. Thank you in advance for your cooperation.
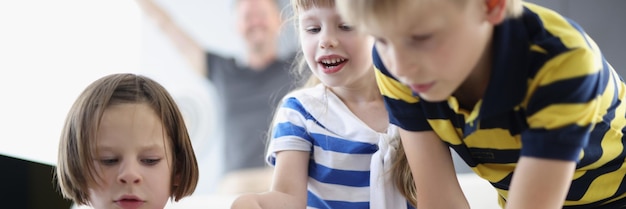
[298,6,375,88]
[88,103,173,209]
[366,0,494,102]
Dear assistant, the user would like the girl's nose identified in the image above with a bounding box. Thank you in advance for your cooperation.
[117,161,142,184]
[319,33,338,49]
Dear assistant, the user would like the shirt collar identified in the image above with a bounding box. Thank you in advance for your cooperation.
[478,11,531,120]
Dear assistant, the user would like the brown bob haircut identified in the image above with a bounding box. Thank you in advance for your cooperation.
[55,73,199,205]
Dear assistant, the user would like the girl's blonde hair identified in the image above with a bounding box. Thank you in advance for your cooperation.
[264,0,334,156]
[56,73,199,205]
[336,0,524,31]
[391,138,417,207]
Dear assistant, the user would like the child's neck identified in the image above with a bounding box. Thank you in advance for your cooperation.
[331,86,382,104]
[330,72,381,103]
[454,87,485,111]
[454,47,493,111]
[329,77,388,133]
[338,90,388,133]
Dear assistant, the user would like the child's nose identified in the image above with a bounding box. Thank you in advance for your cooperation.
[319,33,338,49]
[387,47,416,77]
[117,161,142,184]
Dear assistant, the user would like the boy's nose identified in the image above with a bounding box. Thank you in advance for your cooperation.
[385,47,415,78]
[117,161,142,184]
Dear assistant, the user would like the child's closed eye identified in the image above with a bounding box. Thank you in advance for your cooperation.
[98,158,119,166]
[409,34,433,45]
[339,24,353,31]
[305,26,321,34]
[141,158,161,166]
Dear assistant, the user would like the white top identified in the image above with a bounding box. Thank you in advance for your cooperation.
[266,84,410,209]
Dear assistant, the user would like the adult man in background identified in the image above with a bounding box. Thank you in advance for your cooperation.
[135,0,299,193]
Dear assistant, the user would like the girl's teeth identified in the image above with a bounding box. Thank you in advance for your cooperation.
[322,58,344,64]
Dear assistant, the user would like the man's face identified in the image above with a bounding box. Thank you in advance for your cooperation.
[235,0,282,52]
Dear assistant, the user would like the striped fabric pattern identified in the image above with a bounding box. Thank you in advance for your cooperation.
[374,2,626,209]
[266,84,402,209]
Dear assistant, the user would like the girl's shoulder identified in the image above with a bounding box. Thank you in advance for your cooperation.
[282,84,327,103]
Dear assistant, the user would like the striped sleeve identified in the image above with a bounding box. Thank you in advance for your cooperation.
[521,4,607,161]
[266,97,314,166]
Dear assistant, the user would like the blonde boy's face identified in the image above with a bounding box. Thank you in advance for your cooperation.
[367,0,494,102]
[88,103,173,209]
[298,6,375,88]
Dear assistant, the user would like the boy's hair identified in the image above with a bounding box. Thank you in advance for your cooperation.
[55,73,199,205]
[336,0,524,30]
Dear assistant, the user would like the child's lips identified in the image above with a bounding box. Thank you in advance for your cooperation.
[115,199,145,209]
[319,61,347,74]
[410,82,434,93]
[115,195,145,209]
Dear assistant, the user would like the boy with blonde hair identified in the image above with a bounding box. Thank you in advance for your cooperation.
[336,0,626,208]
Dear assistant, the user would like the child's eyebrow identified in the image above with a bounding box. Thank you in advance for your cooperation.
[93,146,115,153]
[140,144,167,153]
[300,15,318,22]
[94,143,166,153]
[300,11,342,21]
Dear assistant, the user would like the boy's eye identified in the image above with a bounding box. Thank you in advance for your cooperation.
[99,158,118,166]
[141,158,161,165]
[410,34,432,43]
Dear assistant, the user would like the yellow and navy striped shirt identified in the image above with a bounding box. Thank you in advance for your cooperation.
[374,3,626,208]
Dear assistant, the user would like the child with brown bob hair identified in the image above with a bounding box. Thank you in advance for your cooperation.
[56,73,199,209]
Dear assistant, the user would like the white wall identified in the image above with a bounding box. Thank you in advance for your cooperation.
[0,0,141,165]
[0,0,292,196]
[527,0,626,75]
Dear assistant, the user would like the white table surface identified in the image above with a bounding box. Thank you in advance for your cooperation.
[71,173,499,209]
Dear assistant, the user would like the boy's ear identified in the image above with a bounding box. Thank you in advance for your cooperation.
[486,0,507,25]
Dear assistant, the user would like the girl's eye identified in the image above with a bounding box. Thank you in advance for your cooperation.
[304,27,320,34]
[141,158,161,166]
[339,24,353,31]
[99,158,118,166]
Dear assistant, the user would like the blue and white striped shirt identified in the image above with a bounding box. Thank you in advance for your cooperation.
[267,84,411,209]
